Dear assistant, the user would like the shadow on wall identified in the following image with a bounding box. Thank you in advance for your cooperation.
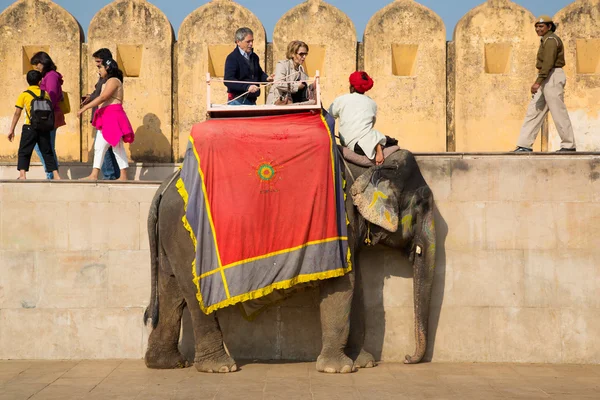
[361,205,448,363]
[427,206,448,362]
[131,113,172,166]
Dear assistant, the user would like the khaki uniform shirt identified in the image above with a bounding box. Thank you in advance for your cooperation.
[535,32,566,84]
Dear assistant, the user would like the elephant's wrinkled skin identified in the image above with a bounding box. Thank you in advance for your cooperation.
[144,149,436,373]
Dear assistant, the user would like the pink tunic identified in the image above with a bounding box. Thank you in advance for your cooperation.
[40,70,66,129]
[92,104,135,146]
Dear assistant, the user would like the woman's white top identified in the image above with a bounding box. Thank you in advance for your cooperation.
[328,92,386,159]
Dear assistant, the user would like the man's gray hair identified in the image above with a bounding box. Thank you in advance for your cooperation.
[235,27,254,43]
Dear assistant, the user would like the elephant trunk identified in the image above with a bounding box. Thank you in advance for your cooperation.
[405,207,436,364]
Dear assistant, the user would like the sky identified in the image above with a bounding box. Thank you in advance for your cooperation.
[0,0,574,40]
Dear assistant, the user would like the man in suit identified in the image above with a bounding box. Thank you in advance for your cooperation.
[224,27,273,105]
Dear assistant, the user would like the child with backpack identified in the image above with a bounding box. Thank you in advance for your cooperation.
[7,70,61,180]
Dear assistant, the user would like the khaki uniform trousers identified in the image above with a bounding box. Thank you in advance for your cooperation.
[516,68,576,149]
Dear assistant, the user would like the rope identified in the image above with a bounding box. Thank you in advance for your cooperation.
[212,78,316,85]
[216,72,317,105]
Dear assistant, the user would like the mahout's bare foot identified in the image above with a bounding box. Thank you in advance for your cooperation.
[79,175,98,181]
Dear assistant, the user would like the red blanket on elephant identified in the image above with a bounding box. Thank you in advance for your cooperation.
[177,111,350,315]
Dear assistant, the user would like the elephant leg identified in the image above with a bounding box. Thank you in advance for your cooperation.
[405,208,436,364]
[170,265,237,373]
[144,250,190,369]
[316,271,356,373]
[159,186,237,374]
[346,257,376,369]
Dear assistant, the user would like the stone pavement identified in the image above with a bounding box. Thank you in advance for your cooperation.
[0,360,598,400]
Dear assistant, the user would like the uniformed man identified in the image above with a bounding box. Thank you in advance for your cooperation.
[513,15,576,152]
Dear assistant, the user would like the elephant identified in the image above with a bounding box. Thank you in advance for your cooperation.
[143,149,436,373]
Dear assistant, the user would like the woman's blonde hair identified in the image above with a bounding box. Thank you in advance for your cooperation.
[286,41,309,59]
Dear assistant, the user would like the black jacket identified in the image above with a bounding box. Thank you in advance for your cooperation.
[224,47,268,101]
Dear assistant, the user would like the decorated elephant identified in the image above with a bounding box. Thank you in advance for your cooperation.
[143,147,436,373]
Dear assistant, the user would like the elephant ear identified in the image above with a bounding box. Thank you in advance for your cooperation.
[350,168,399,232]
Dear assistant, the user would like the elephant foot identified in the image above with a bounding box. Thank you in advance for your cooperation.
[194,351,238,373]
[145,348,191,369]
[316,352,356,374]
[353,349,377,369]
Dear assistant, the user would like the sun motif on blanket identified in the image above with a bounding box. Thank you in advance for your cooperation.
[257,163,276,181]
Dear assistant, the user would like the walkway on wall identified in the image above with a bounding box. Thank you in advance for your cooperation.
[0,360,598,399]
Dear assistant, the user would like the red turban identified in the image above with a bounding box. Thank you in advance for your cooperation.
[349,71,374,94]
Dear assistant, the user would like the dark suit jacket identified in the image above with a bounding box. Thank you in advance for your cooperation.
[224,47,268,101]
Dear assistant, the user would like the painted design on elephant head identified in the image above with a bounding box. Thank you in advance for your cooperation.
[351,172,399,232]
[367,180,394,226]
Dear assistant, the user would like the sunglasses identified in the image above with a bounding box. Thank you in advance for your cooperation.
[297,52,308,57]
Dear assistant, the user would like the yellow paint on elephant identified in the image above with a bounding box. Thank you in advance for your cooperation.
[369,190,389,209]
[384,210,392,224]
[401,214,413,236]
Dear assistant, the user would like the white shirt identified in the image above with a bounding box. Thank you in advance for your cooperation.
[328,93,386,159]
[238,46,250,61]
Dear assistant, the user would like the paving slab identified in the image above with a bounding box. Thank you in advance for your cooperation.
[0,360,598,399]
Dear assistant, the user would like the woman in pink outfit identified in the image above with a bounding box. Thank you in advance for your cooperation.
[78,58,133,181]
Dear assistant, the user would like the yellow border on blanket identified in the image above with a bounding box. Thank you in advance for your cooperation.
[175,175,207,311]
[189,136,231,299]
[320,111,353,274]
[199,236,348,279]
[202,263,353,315]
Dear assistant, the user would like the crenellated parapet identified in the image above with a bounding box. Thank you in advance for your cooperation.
[0,0,598,162]
[273,0,356,108]
[176,0,266,159]
[0,0,82,162]
[551,0,600,152]
[86,0,174,163]
[452,0,538,152]
[364,0,446,152]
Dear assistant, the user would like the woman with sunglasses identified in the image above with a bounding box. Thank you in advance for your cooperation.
[267,41,311,105]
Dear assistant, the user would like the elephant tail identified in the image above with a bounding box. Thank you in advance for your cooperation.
[144,171,180,329]
[144,184,162,329]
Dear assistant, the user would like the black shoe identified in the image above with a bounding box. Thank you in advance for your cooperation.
[556,148,576,152]
[512,146,533,152]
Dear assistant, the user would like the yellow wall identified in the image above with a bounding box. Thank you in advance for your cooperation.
[176,0,266,160]
[550,0,600,152]
[273,0,357,109]
[0,0,81,162]
[453,0,539,152]
[86,0,174,163]
[0,0,599,160]
[364,0,447,152]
